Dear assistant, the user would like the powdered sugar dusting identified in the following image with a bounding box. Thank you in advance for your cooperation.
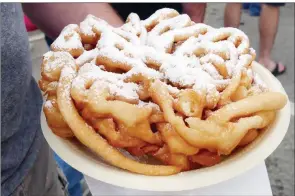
[253,72,268,90]
[80,15,106,36]
[164,83,180,95]
[44,100,53,109]
[120,13,141,35]
[123,65,163,80]
[110,82,139,100]
[51,24,83,50]
[47,8,258,104]
[138,100,161,111]
[202,63,223,80]
[76,48,99,67]
[142,8,179,28]
[72,63,140,100]
[43,51,75,71]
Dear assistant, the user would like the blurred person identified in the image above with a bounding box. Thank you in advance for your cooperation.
[242,3,261,16]
[24,15,38,31]
[110,3,207,23]
[1,3,207,196]
[224,3,286,76]
[24,14,85,196]
[182,3,207,23]
[54,154,83,196]
[249,3,261,16]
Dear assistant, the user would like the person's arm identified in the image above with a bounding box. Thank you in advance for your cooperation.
[182,3,207,23]
[22,3,124,39]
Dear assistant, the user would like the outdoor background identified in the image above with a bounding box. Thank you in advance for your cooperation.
[28,3,294,196]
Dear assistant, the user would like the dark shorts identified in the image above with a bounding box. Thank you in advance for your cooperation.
[266,3,285,7]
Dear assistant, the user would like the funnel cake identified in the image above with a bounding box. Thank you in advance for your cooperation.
[40,8,287,176]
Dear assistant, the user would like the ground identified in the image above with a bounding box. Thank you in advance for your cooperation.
[29,3,294,196]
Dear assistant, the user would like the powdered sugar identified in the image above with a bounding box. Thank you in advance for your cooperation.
[123,65,163,80]
[97,47,146,69]
[201,63,223,80]
[51,24,83,50]
[113,28,140,45]
[76,48,99,67]
[253,72,268,90]
[150,14,191,36]
[142,8,179,28]
[43,51,75,71]
[121,13,141,35]
[164,83,180,95]
[79,15,104,36]
[109,81,139,100]
[232,54,253,75]
[247,68,253,78]
[138,100,161,111]
[200,53,224,65]
[44,100,53,109]
[48,8,258,103]
[72,63,140,100]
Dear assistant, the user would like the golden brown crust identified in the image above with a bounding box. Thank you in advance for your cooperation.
[38,8,287,175]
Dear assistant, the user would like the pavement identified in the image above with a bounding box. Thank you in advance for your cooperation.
[28,3,294,196]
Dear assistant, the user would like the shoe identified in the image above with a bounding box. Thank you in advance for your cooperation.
[271,62,286,76]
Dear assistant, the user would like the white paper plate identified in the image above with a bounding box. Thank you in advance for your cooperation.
[41,61,291,192]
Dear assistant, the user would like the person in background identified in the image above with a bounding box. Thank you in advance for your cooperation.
[54,155,84,196]
[23,13,84,196]
[224,3,286,76]
[110,3,207,23]
[242,3,261,17]
[1,3,206,196]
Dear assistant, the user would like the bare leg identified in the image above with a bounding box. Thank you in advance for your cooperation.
[183,3,207,23]
[224,3,242,28]
[258,4,285,72]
